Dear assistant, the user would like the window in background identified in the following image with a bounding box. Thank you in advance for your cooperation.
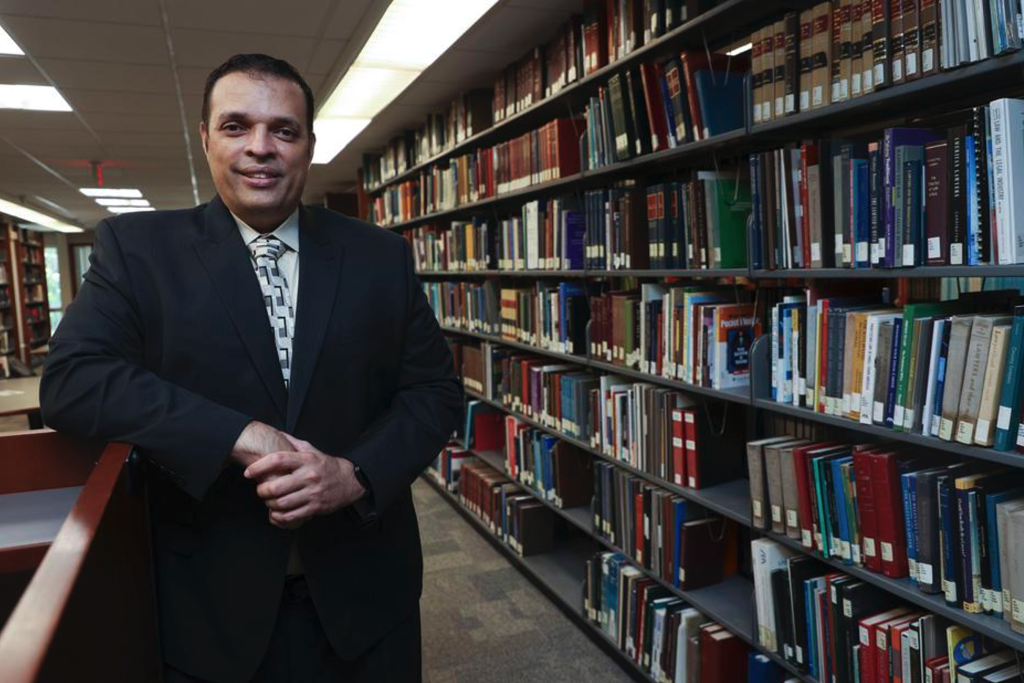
[44,244,62,330]
[71,244,92,297]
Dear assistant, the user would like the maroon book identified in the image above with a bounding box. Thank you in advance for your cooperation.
[924,139,949,265]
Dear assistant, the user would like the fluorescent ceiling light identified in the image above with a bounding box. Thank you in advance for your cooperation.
[106,206,155,214]
[312,0,500,164]
[0,196,83,233]
[312,118,371,165]
[727,43,753,56]
[0,25,24,56]
[0,84,71,112]
[94,198,151,207]
[80,188,143,198]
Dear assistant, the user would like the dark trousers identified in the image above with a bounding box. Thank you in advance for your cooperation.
[164,576,422,683]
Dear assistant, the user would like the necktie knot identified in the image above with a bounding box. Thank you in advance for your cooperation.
[250,235,286,262]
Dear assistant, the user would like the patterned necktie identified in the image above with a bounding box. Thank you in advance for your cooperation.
[249,235,294,390]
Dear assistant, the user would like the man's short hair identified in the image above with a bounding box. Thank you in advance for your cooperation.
[202,53,315,134]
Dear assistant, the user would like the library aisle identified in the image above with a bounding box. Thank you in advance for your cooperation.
[414,479,632,683]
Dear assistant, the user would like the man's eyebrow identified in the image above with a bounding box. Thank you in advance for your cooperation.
[215,112,303,130]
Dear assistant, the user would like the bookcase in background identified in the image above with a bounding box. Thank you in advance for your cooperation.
[10,225,50,367]
[350,0,1024,681]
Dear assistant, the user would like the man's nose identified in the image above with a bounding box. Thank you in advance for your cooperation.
[246,126,275,157]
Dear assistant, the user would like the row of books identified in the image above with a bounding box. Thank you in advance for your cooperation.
[752,538,1023,683]
[368,118,582,226]
[428,448,558,557]
[362,90,492,190]
[766,288,1024,449]
[751,105,1024,270]
[583,50,747,170]
[585,551,772,683]
[492,2,724,129]
[500,411,595,510]
[459,339,744,489]
[592,462,736,590]
[751,1,1022,125]
[403,172,752,273]
[429,279,763,391]
[747,435,1024,629]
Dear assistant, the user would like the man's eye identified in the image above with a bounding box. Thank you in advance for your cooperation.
[278,129,296,138]
[223,123,244,133]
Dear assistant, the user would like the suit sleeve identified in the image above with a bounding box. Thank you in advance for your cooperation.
[343,239,463,517]
[40,220,253,500]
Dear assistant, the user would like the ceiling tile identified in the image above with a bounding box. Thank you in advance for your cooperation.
[321,0,380,41]
[169,29,316,69]
[37,58,174,94]
[1,16,168,64]
[0,109,80,129]
[0,1,161,25]
[81,111,181,133]
[61,89,178,115]
[305,39,346,75]
[165,0,335,37]
[0,54,46,84]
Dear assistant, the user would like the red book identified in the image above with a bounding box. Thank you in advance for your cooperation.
[639,62,670,152]
[800,142,816,265]
[698,625,749,683]
[671,408,687,486]
[853,449,882,572]
[857,608,911,683]
[869,450,910,578]
[683,409,698,488]
[474,412,503,452]
[635,487,645,563]
[875,615,919,683]
[792,442,840,550]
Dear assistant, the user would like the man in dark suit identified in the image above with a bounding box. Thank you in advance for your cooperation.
[39,53,462,682]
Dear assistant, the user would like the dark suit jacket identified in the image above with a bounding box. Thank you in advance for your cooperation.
[39,195,463,682]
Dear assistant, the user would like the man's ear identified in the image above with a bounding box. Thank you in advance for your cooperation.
[199,121,209,155]
[308,132,316,166]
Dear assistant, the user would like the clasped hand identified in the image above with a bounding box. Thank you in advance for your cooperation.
[232,422,366,530]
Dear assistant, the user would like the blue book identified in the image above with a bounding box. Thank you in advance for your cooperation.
[748,652,784,683]
[965,134,980,264]
[884,317,904,428]
[562,210,585,270]
[901,471,919,583]
[542,435,557,499]
[882,128,942,267]
[693,70,744,137]
[938,475,960,606]
[671,499,688,587]
[994,307,1024,450]
[932,319,952,435]
[986,487,1024,611]
[831,456,854,562]
[805,579,820,679]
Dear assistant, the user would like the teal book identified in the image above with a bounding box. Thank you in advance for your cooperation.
[994,306,1024,450]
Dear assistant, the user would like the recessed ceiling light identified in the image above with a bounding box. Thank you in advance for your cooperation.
[727,43,753,56]
[80,188,143,198]
[312,0,501,165]
[106,206,155,214]
[94,198,151,207]
[0,84,71,111]
[0,196,83,233]
[0,24,24,56]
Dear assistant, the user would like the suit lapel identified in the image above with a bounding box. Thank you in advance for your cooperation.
[194,196,288,418]
[286,206,343,432]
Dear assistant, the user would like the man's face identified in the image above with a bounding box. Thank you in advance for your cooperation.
[200,71,315,231]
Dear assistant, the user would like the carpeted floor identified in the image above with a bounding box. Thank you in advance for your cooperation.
[414,478,634,683]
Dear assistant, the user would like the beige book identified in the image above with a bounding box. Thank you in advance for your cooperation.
[773,19,786,120]
[974,324,1011,446]
[997,499,1024,624]
[939,315,975,441]
[764,439,808,534]
[860,1,874,93]
[838,0,854,101]
[846,310,871,420]
[746,436,794,529]
[798,10,814,112]
[761,26,775,123]
[810,2,831,109]
[1009,507,1024,633]
[850,1,864,97]
[955,315,1011,445]
[841,310,860,417]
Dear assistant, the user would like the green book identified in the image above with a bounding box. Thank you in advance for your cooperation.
[893,301,965,432]
[696,171,750,269]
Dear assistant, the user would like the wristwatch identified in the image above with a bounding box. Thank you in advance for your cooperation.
[350,463,376,521]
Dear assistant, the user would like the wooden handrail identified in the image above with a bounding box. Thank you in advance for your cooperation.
[0,440,133,683]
